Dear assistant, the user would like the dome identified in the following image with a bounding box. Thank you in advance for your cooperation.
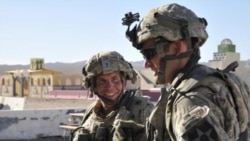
[220,38,233,45]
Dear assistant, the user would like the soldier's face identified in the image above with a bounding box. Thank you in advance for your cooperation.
[141,38,160,75]
[141,38,186,83]
[95,72,124,102]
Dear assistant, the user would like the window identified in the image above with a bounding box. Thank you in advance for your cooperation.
[2,79,5,85]
[47,78,51,86]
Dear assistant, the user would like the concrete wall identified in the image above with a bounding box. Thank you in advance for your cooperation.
[0,96,26,110]
[0,108,85,140]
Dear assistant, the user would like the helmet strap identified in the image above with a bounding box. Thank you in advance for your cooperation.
[168,19,201,87]
[156,51,192,84]
[156,57,167,84]
[180,19,193,51]
[171,49,200,88]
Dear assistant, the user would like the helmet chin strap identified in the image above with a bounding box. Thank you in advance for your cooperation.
[156,50,193,84]
[156,19,198,84]
[171,49,200,88]
[156,58,166,84]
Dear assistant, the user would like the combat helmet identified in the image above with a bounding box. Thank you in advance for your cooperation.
[82,51,137,92]
[123,3,208,50]
[122,3,209,84]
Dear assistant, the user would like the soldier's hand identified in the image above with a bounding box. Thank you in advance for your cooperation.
[112,119,145,141]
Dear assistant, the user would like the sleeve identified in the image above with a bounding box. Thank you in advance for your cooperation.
[137,96,155,123]
[171,89,232,141]
[175,106,225,141]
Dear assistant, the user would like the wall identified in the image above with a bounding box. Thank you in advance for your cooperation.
[0,108,85,140]
[0,96,26,110]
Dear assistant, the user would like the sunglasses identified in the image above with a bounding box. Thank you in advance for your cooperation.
[140,48,156,60]
[140,40,172,60]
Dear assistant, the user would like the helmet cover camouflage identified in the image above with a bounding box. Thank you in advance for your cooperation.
[137,3,208,47]
[82,51,137,88]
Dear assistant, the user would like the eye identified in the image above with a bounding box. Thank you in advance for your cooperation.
[140,48,156,60]
[112,76,121,83]
[96,79,106,85]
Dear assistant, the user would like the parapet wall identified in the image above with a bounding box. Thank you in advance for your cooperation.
[0,108,85,140]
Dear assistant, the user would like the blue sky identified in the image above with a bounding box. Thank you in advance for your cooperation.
[0,1,249,65]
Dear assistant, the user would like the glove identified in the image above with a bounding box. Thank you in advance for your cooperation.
[112,119,145,141]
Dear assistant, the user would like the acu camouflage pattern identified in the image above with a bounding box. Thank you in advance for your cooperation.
[147,87,171,141]
[82,51,137,88]
[137,3,208,47]
[148,64,250,141]
[73,91,154,141]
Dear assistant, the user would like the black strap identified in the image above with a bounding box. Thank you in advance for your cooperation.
[238,129,248,141]
[221,61,239,73]
[113,90,136,110]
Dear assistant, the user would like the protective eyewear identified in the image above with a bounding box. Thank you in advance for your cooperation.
[140,40,172,60]
[140,48,157,60]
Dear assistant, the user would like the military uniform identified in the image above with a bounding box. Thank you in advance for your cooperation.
[122,2,250,141]
[72,91,154,141]
[73,50,154,141]
[147,64,250,141]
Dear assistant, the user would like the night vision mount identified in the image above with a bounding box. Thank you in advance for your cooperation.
[122,12,140,48]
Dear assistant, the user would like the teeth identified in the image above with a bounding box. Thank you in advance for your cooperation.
[106,93,115,96]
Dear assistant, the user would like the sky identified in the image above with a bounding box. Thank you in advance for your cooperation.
[0,1,249,65]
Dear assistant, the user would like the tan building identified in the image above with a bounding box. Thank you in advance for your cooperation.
[208,38,250,86]
[0,58,85,98]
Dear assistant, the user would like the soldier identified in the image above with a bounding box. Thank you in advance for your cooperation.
[71,50,154,141]
[120,3,250,141]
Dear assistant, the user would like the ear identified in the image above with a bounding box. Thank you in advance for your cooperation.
[174,40,186,56]
[122,78,127,86]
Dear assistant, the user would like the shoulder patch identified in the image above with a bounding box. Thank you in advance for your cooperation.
[176,105,210,136]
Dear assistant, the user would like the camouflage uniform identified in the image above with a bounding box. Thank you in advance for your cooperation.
[148,64,250,141]
[73,92,153,141]
[122,3,250,141]
[72,51,154,141]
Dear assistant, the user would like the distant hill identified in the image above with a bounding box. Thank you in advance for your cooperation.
[1,59,249,74]
[0,60,144,74]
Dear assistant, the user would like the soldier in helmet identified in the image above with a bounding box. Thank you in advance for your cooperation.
[119,3,250,141]
[71,50,154,141]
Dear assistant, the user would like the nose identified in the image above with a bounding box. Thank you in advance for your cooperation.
[106,80,115,88]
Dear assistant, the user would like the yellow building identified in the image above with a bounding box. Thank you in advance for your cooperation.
[0,58,63,97]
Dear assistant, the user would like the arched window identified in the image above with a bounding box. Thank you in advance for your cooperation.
[42,78,46,86]
[31,78,34,86]
[2,79,5,85]
[47,78,51,86]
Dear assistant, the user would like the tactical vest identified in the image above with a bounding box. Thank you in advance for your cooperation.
[71,89,152,141]
[148,62,250,141]
[168,62,249,141]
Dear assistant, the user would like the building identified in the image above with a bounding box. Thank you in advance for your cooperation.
[208,38,250,86]
[0,58,83,98]
[0,58,139,98]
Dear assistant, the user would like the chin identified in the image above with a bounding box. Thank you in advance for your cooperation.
[107,95,118,101]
